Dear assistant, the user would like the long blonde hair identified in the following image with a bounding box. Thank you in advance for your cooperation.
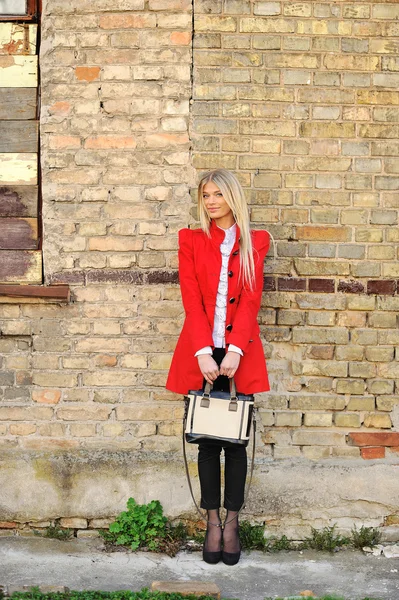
[197,169,256,289]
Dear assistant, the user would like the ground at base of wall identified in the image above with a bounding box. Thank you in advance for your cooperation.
[1,536,398,600]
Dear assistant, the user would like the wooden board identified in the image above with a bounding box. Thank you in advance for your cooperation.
[0,153,37,184]
[0,120,38,152]
[0,23,37,55]
[0,284,69,301]
[0,217,38,249]
[0,185,38,216]
[0,55,37,87]
[0,88,37,119]
[0,249,42,283]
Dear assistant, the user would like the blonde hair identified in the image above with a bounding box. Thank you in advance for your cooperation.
[197,169,256,289]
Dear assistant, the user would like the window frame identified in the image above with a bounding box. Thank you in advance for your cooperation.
[0,0,39,21]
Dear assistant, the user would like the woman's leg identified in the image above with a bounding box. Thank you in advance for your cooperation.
[223,443,247,554]
[198,443,222,553]
[197,348,229,555]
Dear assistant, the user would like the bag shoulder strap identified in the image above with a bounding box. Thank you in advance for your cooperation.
[182,409,257,527]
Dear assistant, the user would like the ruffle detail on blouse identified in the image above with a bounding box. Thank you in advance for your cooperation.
[212,223,236,348]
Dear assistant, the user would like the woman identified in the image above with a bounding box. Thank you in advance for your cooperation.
[166,169,270,565]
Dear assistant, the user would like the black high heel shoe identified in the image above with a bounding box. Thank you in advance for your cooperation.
[222,520,241,566]
[203,523,222,564]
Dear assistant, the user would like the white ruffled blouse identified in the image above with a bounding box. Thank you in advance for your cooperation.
[195,223,243,357]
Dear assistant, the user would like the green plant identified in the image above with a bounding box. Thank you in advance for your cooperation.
[41,522,73,541]
[351,525,382,549]
[100,497,168,551]
[303,525,351,552]
[238,520,268,551]
[165,521,188,543]
[267,534,294,552]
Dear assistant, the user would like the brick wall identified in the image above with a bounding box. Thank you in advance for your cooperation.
[0,0,399,537]
[192,0,399,462]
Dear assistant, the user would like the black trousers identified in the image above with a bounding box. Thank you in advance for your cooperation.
[198,348,247,511]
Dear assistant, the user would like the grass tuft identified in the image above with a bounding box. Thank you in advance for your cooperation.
[303,525,351,552]
[351,525,382,549]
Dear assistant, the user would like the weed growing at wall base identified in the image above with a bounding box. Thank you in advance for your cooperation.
[100,498,168,551]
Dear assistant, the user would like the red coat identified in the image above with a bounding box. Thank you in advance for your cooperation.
[166,220,271,395]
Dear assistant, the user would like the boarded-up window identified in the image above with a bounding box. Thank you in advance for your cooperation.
[0,1,41,284]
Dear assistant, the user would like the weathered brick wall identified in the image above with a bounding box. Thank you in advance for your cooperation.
[193,0,399,462]
[1,0,195,523]
[1,0,399,538]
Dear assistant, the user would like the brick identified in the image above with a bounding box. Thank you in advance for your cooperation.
[295,259,349,276]
[59,518,87,529]
[0,407,53,421]
[367,280,397,295]
[349,432,399,447]
[365,347,395,362]
[116,405,174,421]
[334,413,361,428]
[308,279,335,293]
[336,379,365,395]
[292,431,346,446]
[302,446,331,459]
[296,294,345,310]
[240,18,295,33]
[368,380,395,395]
[304,413,333,427]
[300,122,355,138]
[70,424,96,437]
[361,447,385,460]
[99,13,156,29]
[307,312,335,327]
[347,297,376,311]
[377,396,399,412]
[332,447,361,458]
[349,362,376,379]
[9,424,36,436]
[273,446,302,459]
[347,397,375,411]
[275,411,302,427]
[75,67,100,82]
[337,312,366,328]
[195,15,236,32]
[296,226,350,243]
[32,389,62,404]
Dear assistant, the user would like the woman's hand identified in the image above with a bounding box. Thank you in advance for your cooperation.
[197,354,220,384]
[220,351,241,379]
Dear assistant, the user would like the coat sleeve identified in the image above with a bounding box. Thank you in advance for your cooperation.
[227,230,270,353]
[178,228,214,354]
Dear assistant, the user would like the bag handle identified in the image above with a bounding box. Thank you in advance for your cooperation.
[203,378,238,400]
[182,404,257,528]
[202,379,238,412]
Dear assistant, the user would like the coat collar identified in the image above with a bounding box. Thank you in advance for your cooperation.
[209,219,241,253]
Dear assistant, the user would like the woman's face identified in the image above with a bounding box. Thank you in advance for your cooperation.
[202,180,234,226]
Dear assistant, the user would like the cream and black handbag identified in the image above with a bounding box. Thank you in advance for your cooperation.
[184,379,255,446]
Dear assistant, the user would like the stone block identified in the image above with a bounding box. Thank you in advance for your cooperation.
[59,518,87,529]
[152,582,220,599]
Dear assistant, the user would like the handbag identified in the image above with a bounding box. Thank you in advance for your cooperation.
[182,379,257,525]
[184,379,254,446]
